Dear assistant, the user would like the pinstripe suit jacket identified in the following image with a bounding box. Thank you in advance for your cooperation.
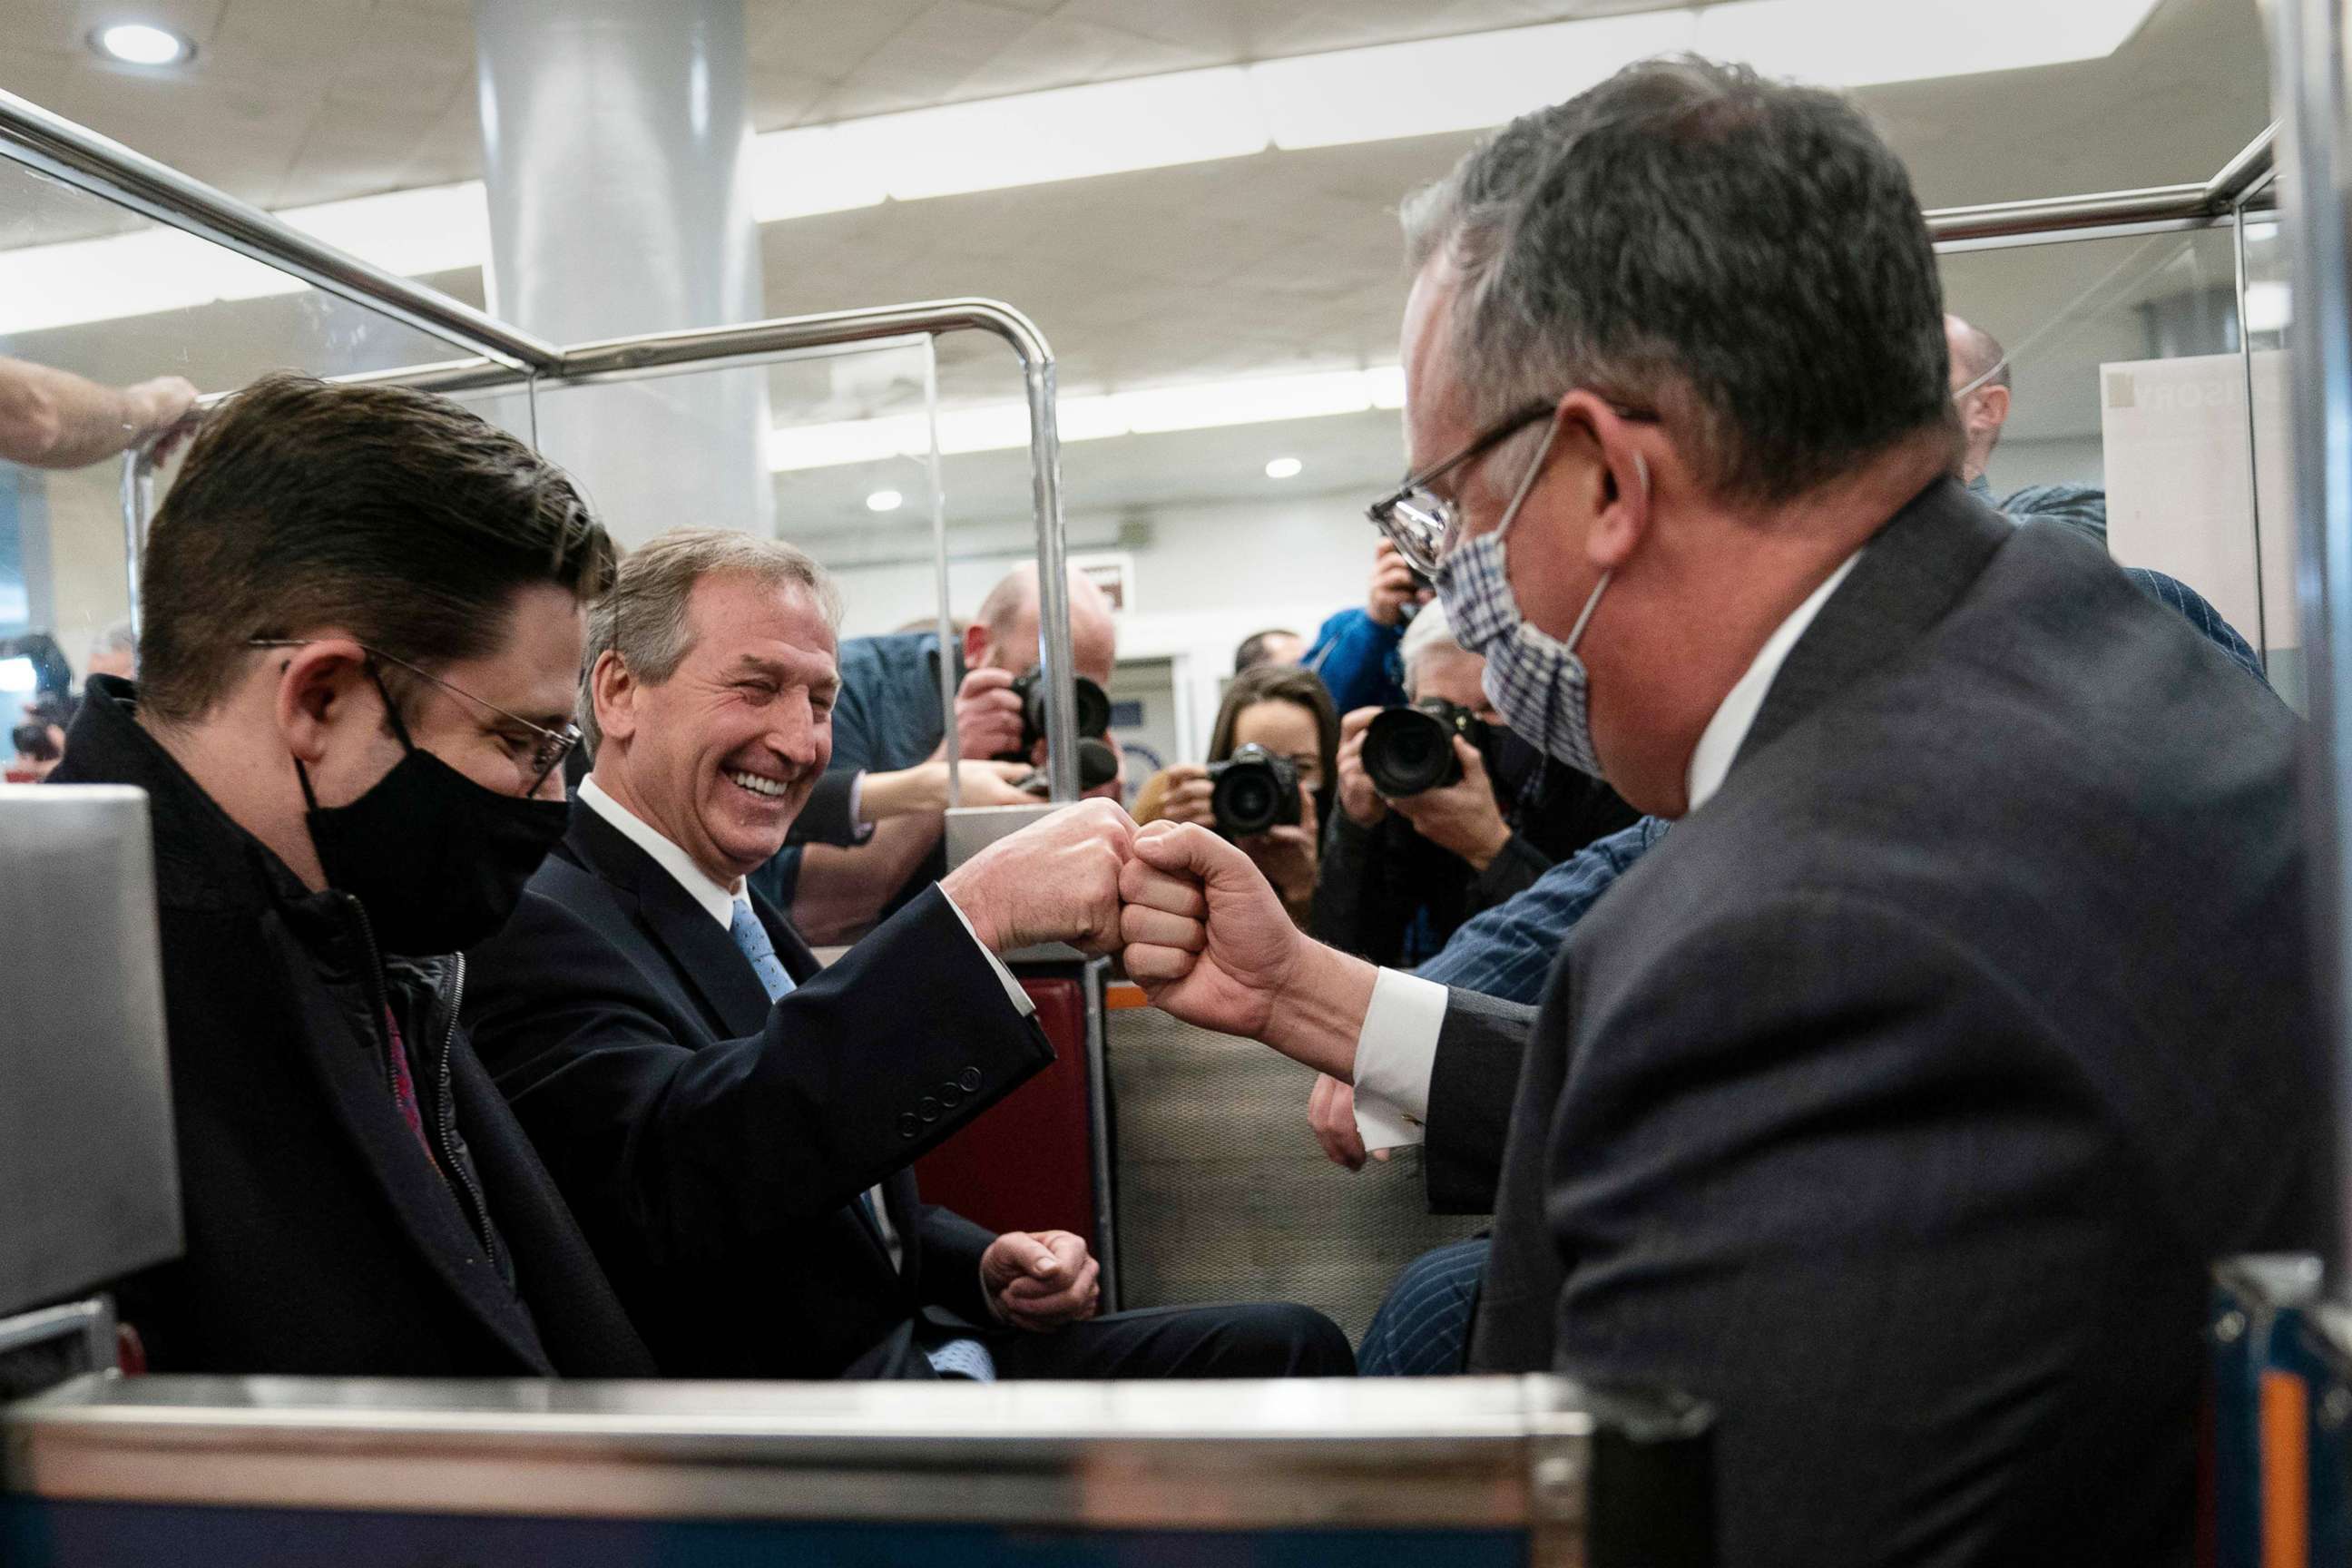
[1432,477,2319,1566]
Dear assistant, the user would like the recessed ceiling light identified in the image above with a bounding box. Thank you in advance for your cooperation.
[91,23,194,66]
[1265,457,1304,480]
[865,489,905,513]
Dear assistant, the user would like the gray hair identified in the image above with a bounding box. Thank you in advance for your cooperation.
[90,619,136,659]
[581,527,840,753]
[1398,598,1461,682]
[1400,56,1955,504]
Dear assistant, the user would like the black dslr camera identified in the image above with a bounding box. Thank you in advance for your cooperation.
[1010,665,1112,750]
[1002,665,1121,792]
[1361,700,1492,798]
[1208,743,1302,837]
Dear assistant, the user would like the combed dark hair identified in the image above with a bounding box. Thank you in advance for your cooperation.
[138,373,616,724]
[1403,55,1956,504]
[1208,663,1341,827]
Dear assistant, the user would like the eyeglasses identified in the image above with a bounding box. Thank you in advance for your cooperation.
[1367,395,1658,575]
[249,639,583,793]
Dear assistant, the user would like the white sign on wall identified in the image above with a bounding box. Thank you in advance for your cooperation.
[2100,349,2294,652]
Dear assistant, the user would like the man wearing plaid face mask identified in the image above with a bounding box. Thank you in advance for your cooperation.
[1112,55,2318,1567]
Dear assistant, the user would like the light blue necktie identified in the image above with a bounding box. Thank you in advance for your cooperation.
[726,898,994,1380]
[727,899,797,1003]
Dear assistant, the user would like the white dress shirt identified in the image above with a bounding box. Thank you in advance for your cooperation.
[574,775,1034,1269]
[1348,550,1863,1151]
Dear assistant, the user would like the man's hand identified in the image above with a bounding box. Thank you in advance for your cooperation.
[1367,540,1431,629]
[951,666,1027,761]
[981,1230,1101,1331]
[1120,820,1304,1040]
[940,797,1133,955]
[1388,738,1512,871]
[1308,1073,1390,1171]
[1147,762,1216,828]
[125,376,199,461]
[1335,707,1387,828]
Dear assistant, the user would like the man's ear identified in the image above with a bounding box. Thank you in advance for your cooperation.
[1557,393,1655,573]
[588,650,636,746]
[269,638,369,768]
[1977,385,2011,436]
[962,621,991,672]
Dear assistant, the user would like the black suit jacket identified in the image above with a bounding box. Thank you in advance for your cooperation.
[463,801,1055,1377]
[50,680,653,1379]
[1433,480,2320,1565]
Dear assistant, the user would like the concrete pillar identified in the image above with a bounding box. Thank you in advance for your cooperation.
[473,0,773,544]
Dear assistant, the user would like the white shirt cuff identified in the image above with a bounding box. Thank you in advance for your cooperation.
[938,886,1036,1017]
[845,771,875,843]
[1350,967,1447,1151]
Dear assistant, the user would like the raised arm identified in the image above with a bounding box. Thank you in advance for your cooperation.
[0,358,196,468]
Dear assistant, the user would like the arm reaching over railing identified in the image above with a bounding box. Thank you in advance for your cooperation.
[0,357,193,469]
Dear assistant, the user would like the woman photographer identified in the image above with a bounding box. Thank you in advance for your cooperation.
[1133,664,1338,926]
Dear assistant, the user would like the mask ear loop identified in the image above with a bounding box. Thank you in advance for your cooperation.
[293,655,416,814]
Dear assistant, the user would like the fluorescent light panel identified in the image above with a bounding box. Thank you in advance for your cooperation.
[767,365,1404,473]
[0,0,2162,336]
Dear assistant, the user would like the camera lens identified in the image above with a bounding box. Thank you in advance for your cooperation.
[1014,668,1113,747]
[1210,743,1302,838]
[1363,706,1464,798]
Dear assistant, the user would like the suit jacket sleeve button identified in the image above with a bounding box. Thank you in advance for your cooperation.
[958,1067,983,1092]
[897,1112,919,1139]
[917,1096,942,1122]
[938,1082,965,1107]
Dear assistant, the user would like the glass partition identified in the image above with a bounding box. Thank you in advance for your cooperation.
[0,155,480,732]
[1940,223,2286,695]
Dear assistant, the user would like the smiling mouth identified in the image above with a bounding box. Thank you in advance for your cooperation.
[726,769,793,800]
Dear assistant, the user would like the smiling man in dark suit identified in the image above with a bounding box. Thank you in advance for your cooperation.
[1113,56,2321,1567]
[463,527,1348,1382]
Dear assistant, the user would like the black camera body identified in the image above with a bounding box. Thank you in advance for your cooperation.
[1208,742,1303,838]
[996,666,1121,791]
[1010,665,1112,750]
[1362,700,1492,798]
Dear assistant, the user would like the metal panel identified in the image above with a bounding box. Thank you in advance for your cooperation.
[3,1374,1588,1525]
[0,789,180,1319]
[2270,0,2352,1279]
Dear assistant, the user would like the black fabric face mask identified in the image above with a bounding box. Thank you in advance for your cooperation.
[297,669,569,957]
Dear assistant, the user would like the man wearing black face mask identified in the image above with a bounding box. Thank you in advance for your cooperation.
[1310,600,1635,969]
[47,371,652,1379]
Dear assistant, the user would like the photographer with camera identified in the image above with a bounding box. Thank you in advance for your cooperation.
[751,564,1124,944]
[1132,665,1337,926]
[1311,603,1636,968]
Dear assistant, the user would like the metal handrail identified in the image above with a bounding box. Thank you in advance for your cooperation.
[0,88,561,374]
[1923,122,2277,245]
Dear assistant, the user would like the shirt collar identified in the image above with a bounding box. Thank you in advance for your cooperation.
[1682,548,1864,815]
[577,775,743,928]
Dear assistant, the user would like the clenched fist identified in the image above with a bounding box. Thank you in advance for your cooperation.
[940,797,1134,956]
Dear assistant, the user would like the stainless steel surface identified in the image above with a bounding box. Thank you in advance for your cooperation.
[3,1372,1590,1527]
[2210,123,2285,211]
[1926,182,2216,243]
[0,788,181,1319]
[1083,957,1118,1312]
[927,342,962,809]
[2271,0,2352,1278]
[0,88,560,373]
[114,451,150,638]
[0,1298,115,1379]
[2233,179,2273,665]
[1026,357,1080,802]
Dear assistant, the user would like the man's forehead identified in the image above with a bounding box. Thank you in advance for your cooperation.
[687,574,838,659]
[1401,259,1473,466]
